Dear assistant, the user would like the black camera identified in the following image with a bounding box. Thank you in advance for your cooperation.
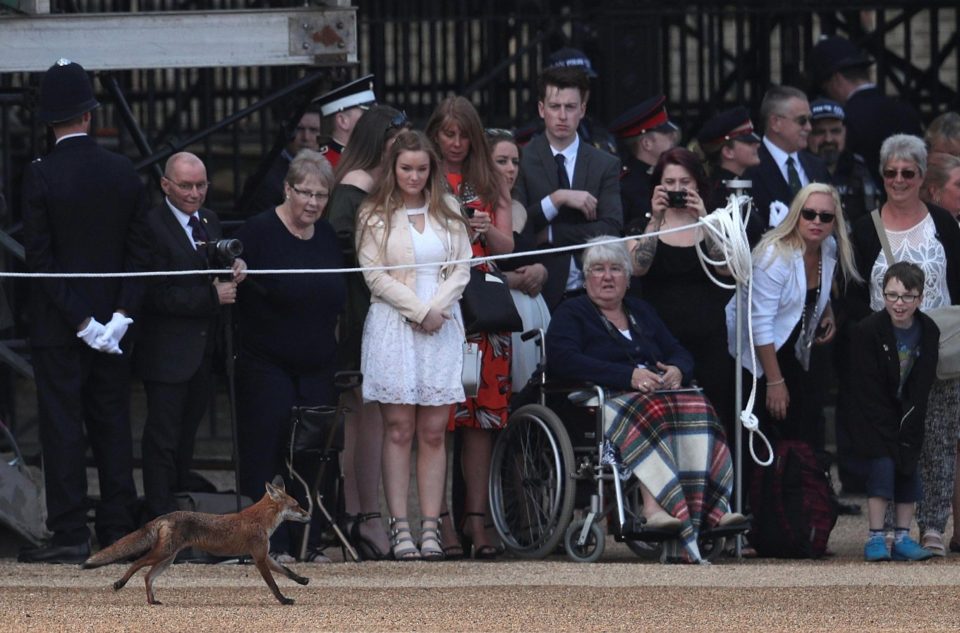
[203,239,243,266]
[667,190,687,208]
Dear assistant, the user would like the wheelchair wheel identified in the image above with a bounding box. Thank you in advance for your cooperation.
[698,534,727,562]
[564,518,604,563]
[489,404,575,559]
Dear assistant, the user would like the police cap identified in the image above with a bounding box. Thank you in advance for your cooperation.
[810,98,845,122]
[544,47,597,78]
[808,35,873,87]
[38,58,100,124]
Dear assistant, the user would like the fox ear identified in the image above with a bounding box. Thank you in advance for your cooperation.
[265,476,285,499]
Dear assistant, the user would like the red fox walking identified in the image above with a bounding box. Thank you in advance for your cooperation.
[82,479,311,605]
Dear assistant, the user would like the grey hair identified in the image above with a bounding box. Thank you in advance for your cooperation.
[582,236,632,274]
[925,111,960,151]
[879,134,928,178]
[759,85,808,131]
[285,149,334,189]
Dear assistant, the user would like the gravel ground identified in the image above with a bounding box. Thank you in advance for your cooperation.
[3,501,960,632]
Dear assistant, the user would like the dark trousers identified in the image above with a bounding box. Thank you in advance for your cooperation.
[141,353,212,519]
[33,345,137,546]
[235,352,335,553]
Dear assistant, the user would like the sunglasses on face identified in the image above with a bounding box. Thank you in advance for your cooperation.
[800,208,836,223]
[779,113,811,127]
[882,168,919,180]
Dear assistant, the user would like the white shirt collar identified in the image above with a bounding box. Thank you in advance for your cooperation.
[550,134,580,164]
[165,197,199,228]
[762,136,799,169]
[55,132,87,145]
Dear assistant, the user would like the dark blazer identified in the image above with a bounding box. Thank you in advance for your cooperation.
[743,142,832,230]
[134,204,222,383]
[619,154,654,233]
[847,203,960,321]
[844,86,923,183]
[848,309,938,474]
[513,133,623,308]
[21,135,151,347]
[546,295,694,390]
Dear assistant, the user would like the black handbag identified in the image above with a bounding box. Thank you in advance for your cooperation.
[459,266,523,335]
[289,405,344,455]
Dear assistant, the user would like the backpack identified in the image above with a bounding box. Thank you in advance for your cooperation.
[748,440,838,558]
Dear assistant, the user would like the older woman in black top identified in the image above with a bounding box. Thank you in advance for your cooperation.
[547,237,743,562]
[235,149,346,562]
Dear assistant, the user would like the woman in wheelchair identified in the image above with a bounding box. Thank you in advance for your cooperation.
[546,237,746,562]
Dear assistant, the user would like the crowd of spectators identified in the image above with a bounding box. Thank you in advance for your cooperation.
[14,32,960,565]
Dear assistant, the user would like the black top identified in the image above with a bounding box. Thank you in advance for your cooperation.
[235,209,346,374]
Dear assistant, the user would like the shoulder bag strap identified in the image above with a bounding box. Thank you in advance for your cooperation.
[871,209,896,265]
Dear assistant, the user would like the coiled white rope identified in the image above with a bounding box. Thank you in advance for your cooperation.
[696,194,772,466]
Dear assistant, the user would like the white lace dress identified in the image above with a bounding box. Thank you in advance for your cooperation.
[361,208,465,405]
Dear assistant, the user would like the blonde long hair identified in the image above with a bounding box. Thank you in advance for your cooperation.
[754,183,862,287]
[358,130,468,256]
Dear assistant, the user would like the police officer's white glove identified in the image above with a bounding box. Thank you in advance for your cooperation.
[77,318,107,351]
[95,312,134,355]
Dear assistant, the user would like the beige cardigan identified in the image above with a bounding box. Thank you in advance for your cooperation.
[356,195,472,325]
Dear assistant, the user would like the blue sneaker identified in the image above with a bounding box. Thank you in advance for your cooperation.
[864,536,891,562]
[892,536,934,561]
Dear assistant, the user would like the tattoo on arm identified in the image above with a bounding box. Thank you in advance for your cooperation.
[632,234,658,274]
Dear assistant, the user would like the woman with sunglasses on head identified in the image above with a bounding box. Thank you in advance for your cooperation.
[425,97,513,559]
[728,183,860,446]
[847,134,960,557]
[326,105,409,560]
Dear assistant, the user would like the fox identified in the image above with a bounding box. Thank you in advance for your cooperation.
[81,478,311,605]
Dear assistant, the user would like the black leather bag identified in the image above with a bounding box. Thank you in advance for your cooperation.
[460,267,523,335]
[289,405,344,454]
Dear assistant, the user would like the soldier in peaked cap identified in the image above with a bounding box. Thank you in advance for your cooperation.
[313,74,377,168]
[610,94,680,231]
[697,106,762,218]
[807,34,921,183]
[807,97,878,225]
[19,59,152,564]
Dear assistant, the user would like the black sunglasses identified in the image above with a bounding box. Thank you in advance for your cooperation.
[800,208,836,223]
[881,168,918,180]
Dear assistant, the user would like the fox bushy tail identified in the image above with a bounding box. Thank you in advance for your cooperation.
[81,525,156,568]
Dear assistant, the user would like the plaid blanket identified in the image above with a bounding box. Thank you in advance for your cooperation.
[603,391,733,562]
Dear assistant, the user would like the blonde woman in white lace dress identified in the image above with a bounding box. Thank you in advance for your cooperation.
[356,130,472,561]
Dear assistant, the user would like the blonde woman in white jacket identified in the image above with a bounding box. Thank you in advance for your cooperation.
[356,130,472,561]
[727,183,860,439]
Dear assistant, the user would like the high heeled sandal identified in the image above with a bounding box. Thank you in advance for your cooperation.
[389,517,420,561]
[351,512,388,561]
[419,517,446,561]
[438,511,464,560]
[461,512,499,560]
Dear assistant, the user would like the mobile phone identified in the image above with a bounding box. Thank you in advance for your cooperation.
[462,205,475,218]
[667,190,687,208]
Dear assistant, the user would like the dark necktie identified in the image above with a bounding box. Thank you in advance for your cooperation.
[786,156,802,196]
[187,214,209,250]
[555,153,571,190]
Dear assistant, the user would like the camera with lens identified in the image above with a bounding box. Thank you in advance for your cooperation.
[667,190,687,208]
[204,239,243,266]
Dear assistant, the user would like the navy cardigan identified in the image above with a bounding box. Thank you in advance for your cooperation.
[546,295,695,390]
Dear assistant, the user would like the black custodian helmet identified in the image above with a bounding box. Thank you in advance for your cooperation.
[38,58,100,124]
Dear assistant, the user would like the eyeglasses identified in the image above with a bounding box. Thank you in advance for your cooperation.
[166,179,209,193]
[883,292,921,304]
[587,264,627,278]
[800,208,836,223]
[779,113,812,127]
[881,168,919,180]
[291,186,329,202]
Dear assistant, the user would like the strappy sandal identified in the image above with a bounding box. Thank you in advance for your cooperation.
[419,517,446,561]
[461,512,498,560]
[351,512,388,561]
[389,517,421,561]
[439,511,464,560]
[922,529,947,557]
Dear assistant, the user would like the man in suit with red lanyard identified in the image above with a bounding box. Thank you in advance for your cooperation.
[513,65,623,309]
[134,152,246,521]
[20,59,152,563]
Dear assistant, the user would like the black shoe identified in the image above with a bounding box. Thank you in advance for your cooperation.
[18,541,91,564]
[836,500,862,516]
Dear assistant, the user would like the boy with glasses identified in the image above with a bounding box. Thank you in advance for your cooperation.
[849,261,937,561]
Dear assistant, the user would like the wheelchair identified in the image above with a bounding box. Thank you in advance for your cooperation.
[488,330,747,563]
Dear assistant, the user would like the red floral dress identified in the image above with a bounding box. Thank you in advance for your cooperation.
[446,172,512,430]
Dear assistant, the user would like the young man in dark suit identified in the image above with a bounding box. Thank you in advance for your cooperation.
[743,85,833,232]
[135,152,247,520]
[20,59,152,563]
[513,66,623,309]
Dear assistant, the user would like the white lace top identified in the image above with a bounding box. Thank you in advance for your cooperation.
[869,214,952,311]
